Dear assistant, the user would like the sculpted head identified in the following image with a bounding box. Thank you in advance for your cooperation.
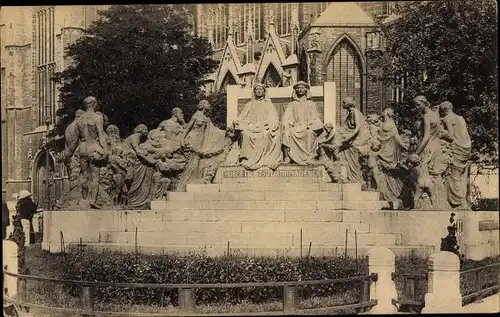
[408,153,421,167]
[342,97,356,110]
[382,108,395,119]
[293,81,310,97]
[75,109,85,118]
[84,96,98,110]
[367,113,381,125]
[439,101,453,116]
[197,100,211,112]
[134,124,149,137]
[106,125,120,140]
[413,95,430,112]
[370,141,381,152]
[172,107,184,123]
[323,122,334,134]
[253,84,267,100]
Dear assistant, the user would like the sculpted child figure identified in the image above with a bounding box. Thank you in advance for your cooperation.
[316,122,338,161]
[400,153,434,209]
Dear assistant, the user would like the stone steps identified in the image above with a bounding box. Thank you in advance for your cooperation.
[73,243,434,258]
[186,182,347,193]
[152,200,388,211]
[115,220,371,234]
[98,231,397,247]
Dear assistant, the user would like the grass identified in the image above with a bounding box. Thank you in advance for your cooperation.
[14,244,362,316]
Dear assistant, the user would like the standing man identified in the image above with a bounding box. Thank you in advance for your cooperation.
[2,199,9,240]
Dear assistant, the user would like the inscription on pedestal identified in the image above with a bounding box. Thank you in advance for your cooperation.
[222,169,323,179]
[478,220,500,231]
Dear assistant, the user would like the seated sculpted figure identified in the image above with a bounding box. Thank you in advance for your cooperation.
[158,107,186,151]
[282,81,323,165]
[234,83,282,170]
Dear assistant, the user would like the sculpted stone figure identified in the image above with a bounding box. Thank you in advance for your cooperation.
[176,100,226,191]
[224,125,240,165]
[106,125,128,206]
[63,109,85,175]
[413,95,448,209]
[158,107,186,151]
[122,124,154,210]
[400,153,434,209]
[234,83,282,170]
[376,108,407,203]
[66,96,108,209]
[439,101,471,209]
[282,81,323,165]
[316,122,338,161]
[336,97,370,182]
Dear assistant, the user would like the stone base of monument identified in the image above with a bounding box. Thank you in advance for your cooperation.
[41,166,500,260]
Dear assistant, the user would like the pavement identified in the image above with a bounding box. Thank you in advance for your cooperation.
[460,293,500,314]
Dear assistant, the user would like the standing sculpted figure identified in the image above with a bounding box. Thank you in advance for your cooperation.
[234,84,282,170]
[413,95,448,209]
[282,81,323,165]
[158,107,186,150]
[336,97,370,182]
[376,108,408,203]
[72,97,108,209]
[439,101,471,209]
[176,100,226,191]
[106,125,128,206]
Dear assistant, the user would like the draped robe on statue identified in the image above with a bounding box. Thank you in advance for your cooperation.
[123,134,156,210]
[337,108,370,182]
[235,93,282,170]
[282,92,323,165]
[176,110,226,191]
[443,113,471,208]
[377,118,404,201]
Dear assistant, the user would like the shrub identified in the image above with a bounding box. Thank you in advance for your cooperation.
[471,198,499,211]
[61,249,367,307]
[7,214,27,274]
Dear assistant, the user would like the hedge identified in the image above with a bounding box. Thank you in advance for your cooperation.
[471,198,499,211]
[62,249,368,307]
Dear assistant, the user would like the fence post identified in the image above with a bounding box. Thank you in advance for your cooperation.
[178,287,196,314]
[81,285,94,317]
[283,284,297,314]
[367,246,398,314]
[422,251,462,313]
[3,240,19,296]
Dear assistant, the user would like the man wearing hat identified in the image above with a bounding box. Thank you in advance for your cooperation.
[281,81,324,165]
[17,190,37,244]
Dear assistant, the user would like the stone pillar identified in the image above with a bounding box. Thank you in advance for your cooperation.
[3,240,19,297]
[422,251,462,313]
[226,84,239,128]
[368,246,398,314]
[323,81,336,127]
[21,219,30,246]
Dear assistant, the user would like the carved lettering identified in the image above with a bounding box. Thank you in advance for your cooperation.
[222,169,323,179]
[478,220,500,232]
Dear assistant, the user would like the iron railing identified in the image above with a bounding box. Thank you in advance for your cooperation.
[3,269,378,316]
[391,272,427,313]
[460,262,500,305]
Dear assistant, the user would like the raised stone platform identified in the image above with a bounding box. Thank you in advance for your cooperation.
[41,165,499,260]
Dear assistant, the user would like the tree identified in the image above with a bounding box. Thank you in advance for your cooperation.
[373,0,498,164]
[51,5,218,146]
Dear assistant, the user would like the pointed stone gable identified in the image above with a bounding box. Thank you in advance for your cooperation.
[312,2,376,26]
[214,34,242,92]
[255,22,286,84]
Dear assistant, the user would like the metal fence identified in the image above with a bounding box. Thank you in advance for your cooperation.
[460,262,500,305]
[3,269,378,316]
[391,272,427,313]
